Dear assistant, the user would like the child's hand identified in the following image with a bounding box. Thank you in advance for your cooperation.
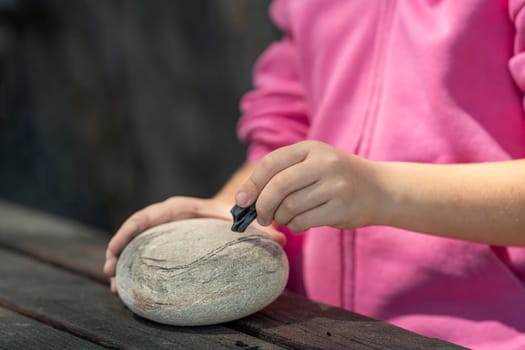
[104,196,285,293]
[235,141,385,232]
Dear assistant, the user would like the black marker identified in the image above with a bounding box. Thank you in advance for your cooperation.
[230,203,257,232]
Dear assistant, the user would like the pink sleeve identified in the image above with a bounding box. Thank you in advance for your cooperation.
[237,0,309,162]
[509,0,525,109]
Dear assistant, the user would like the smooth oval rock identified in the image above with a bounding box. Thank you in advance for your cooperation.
[116,218,289,326]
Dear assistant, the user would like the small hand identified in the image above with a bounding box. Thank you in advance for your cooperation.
[103,196,285,294]
[235,140,384,232]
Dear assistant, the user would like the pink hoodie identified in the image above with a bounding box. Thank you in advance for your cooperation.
[238,0,525,349]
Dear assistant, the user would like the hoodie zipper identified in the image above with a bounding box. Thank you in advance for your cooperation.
[343,0,396,312]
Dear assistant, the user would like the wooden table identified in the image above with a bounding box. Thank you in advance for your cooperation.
[0,200,465,349]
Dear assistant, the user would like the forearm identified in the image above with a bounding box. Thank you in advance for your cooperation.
[375,159,525,246]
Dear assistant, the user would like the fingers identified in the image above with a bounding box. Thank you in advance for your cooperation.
[235,143,309,208]
[256,161,319,225]
[284,201,338,232]
[110,277,117,294]
[105,210,286,295]
[273,180,330,226]
[103,249,118,277]
[103,193,289,297]
[188,198,232,221]
[104,197,232,279]
[106,200,181,266]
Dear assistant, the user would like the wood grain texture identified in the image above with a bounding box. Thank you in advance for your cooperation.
[230,293,466,350]
[0,201,108,283]
[0,307,105,350]
[116,219,289,326]
[0,202,465,349]
[0,247,284,350]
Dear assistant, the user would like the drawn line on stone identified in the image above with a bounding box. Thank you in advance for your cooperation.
[140,234,274,270]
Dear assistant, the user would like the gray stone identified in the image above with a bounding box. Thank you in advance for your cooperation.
[116,218,289,326]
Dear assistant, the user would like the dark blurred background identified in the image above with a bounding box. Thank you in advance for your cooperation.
[0,0,279,231]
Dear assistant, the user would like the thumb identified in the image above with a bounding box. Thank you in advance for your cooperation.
[235,177,260,208]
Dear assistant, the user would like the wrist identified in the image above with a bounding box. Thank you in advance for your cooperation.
[366,160,404,228]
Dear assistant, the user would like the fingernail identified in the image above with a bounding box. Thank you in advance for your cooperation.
[235,191,249,207]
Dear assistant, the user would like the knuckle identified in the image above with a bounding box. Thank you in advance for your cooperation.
[301,140,319,148]
[271,173,290,192]
[282,197,296,213]
[298,140,312,149]
[255,201,270,220]
[274,201,294,225]
[273,211,287,226]
[163,196,179,205]
[248,178,262,194]
[332,178,347,192]
[324,152,343,169]
[259,154,277,174]
[128,212,149,232]
[106,243,118,258]
[289,216,306,232]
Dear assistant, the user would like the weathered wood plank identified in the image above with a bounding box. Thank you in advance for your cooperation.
[0,201,464,349]
[0,247,284,350]
[0,200,107,239]
[0,201,108,282]
[230,292,465,350]
[0,306,106,350]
